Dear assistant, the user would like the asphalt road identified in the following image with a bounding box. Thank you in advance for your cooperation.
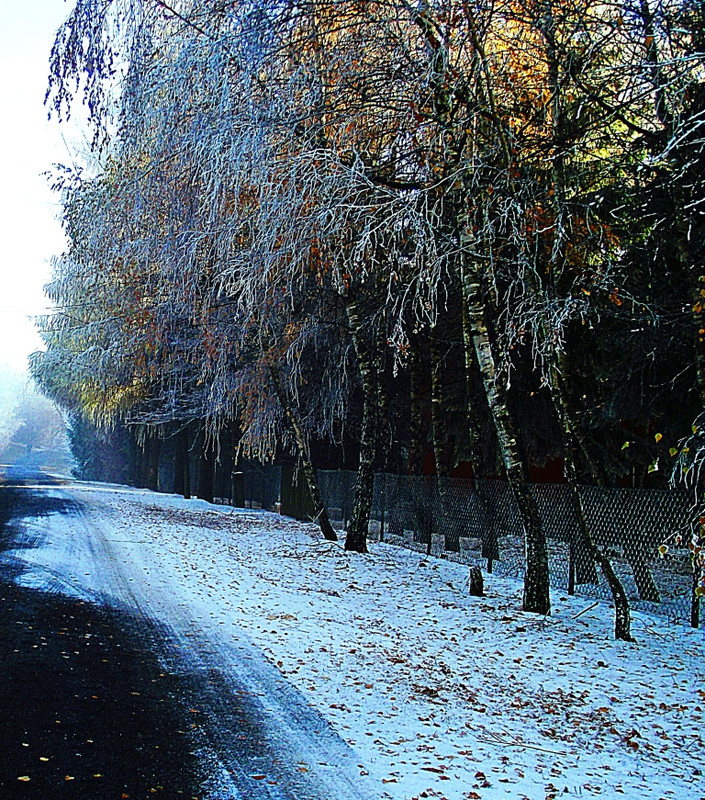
[0,468,374,800]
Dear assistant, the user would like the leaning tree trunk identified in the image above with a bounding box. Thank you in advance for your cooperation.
[548,356,634,641]
[564,429,634,641]
[261,338,338,543]
[343,296,379,554]
[531,14,634,639]
[568,479,634,641]
[460,255,551,615]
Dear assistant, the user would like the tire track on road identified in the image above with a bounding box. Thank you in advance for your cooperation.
[36,483,375,800]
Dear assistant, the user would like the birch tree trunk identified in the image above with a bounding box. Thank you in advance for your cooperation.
[546,355,634,640]
[460,253,551,615]
[460,288,499,567]
[343,295,378,554]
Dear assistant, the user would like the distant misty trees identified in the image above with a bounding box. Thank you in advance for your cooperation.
[0,373,71,472]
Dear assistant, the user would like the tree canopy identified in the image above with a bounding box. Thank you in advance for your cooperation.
[33,0,705,631]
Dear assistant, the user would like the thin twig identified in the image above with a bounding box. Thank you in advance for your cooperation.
[477,730,568,756]
[574,601,600,619]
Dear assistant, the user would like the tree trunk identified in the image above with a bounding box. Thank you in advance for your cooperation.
[408,332,428,477]
[460,254,551,615]
[145,433,161,492]
[460,292,500,567]
[546,351,634,640]
[430,325,458,552]
[568,474,633,640]
[461,300,490,482]
[261,338,338,542]
[571,480,634,641]
[197,439,214,504]
[343,296,378,554]
[173,426,189,498]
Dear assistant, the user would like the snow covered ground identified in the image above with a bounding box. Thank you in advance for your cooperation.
[7,482,705,800]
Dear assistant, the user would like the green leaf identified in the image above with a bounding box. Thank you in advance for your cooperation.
[621,441,630,450]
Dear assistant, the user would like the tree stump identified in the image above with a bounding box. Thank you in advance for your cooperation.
[469,565,484,597]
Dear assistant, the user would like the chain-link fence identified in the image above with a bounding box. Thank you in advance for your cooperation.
[233,465,700,629]
[316,471,700,630]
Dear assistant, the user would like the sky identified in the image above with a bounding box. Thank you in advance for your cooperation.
[0,0,77,376]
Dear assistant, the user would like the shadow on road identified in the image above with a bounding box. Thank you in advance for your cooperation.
[0,474,81,585]
[0,471,374,800]
[0,474,208,799]
[0,581,208,799]
[0,485,77,530]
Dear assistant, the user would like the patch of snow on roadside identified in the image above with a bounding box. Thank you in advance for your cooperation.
[67,487,705,800]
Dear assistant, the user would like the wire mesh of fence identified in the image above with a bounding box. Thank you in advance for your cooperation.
[314,471,701,630]
[233,465,700,629]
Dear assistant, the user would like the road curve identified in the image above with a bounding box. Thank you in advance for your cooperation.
[0,473,376,800]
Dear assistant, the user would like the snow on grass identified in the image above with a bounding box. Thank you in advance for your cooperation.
[61,486,705,799]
